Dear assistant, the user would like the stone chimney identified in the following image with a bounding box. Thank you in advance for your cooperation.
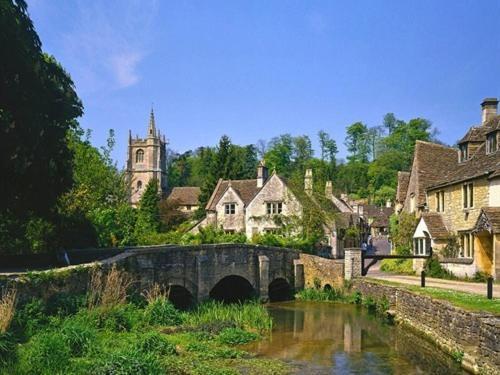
[304,169,313,196]
[325,181,333,197]
[481,98,498,125]
[256,160,268,188]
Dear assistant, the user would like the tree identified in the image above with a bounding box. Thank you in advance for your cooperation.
[345,122,371,163]
[264,134,294,176]
[292,135,313,172]
[318,130,338,164]
[0,0,83,219]
[135,179,161,238]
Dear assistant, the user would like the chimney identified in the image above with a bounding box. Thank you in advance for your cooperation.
[325,181,333,197]
[386,199,392,208]
[304,169,313,196]
[256,160,268,188]
[481,98,498,125]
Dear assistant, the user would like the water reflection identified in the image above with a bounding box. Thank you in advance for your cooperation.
[243,301,466,374]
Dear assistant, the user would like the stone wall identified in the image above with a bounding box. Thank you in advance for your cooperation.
[352,279,500,374]
[297,254,344,288]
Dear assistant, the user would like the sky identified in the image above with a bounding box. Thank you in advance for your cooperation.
[28,0,500,167]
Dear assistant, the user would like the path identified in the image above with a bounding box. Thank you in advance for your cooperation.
[368,271,499,298]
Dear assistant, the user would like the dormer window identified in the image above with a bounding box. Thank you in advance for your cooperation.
[486,132,497,154]
[459,144,468,162]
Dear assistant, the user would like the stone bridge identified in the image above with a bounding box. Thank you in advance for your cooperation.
[103,244,344,307]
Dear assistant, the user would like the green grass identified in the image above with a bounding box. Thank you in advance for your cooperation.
[365,278,500,315]
[379,258,415,275]
[0,294,286,375]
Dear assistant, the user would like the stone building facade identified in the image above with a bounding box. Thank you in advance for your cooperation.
[126,109,168,206]
[194,163,360,258]
[397,98,500,278]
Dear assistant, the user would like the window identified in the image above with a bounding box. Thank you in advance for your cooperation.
[462,183,473,209]
[413,236,430,255]
[137,181,142,190]
[186,205,192,211]
[486,132,497,154]
[266,202,283,215]
[224,203,236,215]
[460,233,474,258]
[136,149,144,163]
[435,191,445,212]
[459,144,468,162]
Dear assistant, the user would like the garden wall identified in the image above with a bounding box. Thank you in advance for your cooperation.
[352,279,500,375]
[298,254,344,289]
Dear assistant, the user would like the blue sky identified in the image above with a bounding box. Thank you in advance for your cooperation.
[28,0,500,167]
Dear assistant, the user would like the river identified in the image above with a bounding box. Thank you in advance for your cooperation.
[243,301,467,374]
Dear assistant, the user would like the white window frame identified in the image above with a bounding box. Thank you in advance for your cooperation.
[435,191,445,212]
[224,203,236,215]
[266,202,283,215]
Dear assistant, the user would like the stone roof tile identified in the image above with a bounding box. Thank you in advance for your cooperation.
[167,187,201,206]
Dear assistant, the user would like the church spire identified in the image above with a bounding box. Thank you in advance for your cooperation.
[148,107,156,137]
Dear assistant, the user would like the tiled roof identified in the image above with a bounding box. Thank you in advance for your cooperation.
[421,212,449,239]
[479,207,500,234]
[396,172,410,203]
[363,205,393,228]
[412,141,458,206]
[206,179,261,211]
[167,187,201,206]
[458,126,486,144]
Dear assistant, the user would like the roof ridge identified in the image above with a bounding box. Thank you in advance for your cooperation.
[415,140,453,150]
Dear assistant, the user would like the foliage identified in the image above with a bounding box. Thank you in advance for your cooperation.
[442,235,460,258]
[87,265,134,310]
[217,327,258,345]
[93,349,164,375]
[0,287,16,334]
[424,255,456,280]
[134,178,161,240]
[60,318,97,356]
[144,298,183,326]
[19,331,71,374]
[0,0,83,221]
[380,259,415,275]
[389,212,417,255]
[134,331,177,356]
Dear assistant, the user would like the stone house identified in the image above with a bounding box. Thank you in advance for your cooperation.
[397,98,500,278]
[126,109,168,206]
[166,187,201,215]
[194,162,359,258]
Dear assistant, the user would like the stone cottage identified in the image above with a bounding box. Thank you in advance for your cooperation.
[397,98,500,278]
[166,187,201,215]
[193,162,359,258]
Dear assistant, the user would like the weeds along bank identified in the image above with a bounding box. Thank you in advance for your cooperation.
[0,266,287,375]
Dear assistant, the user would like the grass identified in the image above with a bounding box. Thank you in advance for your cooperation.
[0,268,287,374]
[0,287,16,333]
[379,258,415,275]
[365,278,500,315]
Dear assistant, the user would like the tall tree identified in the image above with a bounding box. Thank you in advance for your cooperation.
[0,0,83,219]
[135,179,160,237]
[345,122,371,163]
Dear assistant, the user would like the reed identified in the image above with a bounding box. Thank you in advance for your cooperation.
[87,265,133,309]
[0,287,17,334]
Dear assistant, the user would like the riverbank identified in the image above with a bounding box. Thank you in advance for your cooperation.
[0,267,290,375]
[351,279,500,375]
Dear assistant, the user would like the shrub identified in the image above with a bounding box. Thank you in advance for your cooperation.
[135,332,176,356]
[46,292,86,317]
[81,304,142,332]
[0,287,16,334]
[217,327,258,345]
[380,258,414,275]
[472,271,490,282]
[14,298,49,337]
[424,255,455,279]
[93,349,163,375]
[144,298,182,326]
[0,332,15,365]
[20,331,71,374]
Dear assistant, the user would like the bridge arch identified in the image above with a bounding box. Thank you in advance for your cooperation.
[167,285,194,309]
[269,277,293,302]
[209,275,256,303]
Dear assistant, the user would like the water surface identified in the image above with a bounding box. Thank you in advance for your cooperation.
[243,301,466,374]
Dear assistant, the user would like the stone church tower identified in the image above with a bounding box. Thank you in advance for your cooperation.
[127,109,168,206]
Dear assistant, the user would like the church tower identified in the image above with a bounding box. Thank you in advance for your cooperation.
[127,109,168,206]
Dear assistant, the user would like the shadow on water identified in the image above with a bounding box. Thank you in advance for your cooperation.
[243,301,467,374]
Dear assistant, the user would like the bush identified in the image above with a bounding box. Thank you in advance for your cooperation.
[0,332,15,365]
[93,349,164,375]
[217,327,258,345]
[424,255,455,279]
[46,292,86,317]
[380,259,414,275]
[20,331,71,374]
[80,304,142,332]
[135,332,177,356]
[144,298,182,326]
[14,298,49,337]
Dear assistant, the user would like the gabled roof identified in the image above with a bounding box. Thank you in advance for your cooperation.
[411,141,458,206]
[420,212,449,239]
[363,205,393,228]
[206,179,261,211]
[458,126,486,144]
[167,187,201,206]
[396,171,410,203]
[473,207,500,234]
